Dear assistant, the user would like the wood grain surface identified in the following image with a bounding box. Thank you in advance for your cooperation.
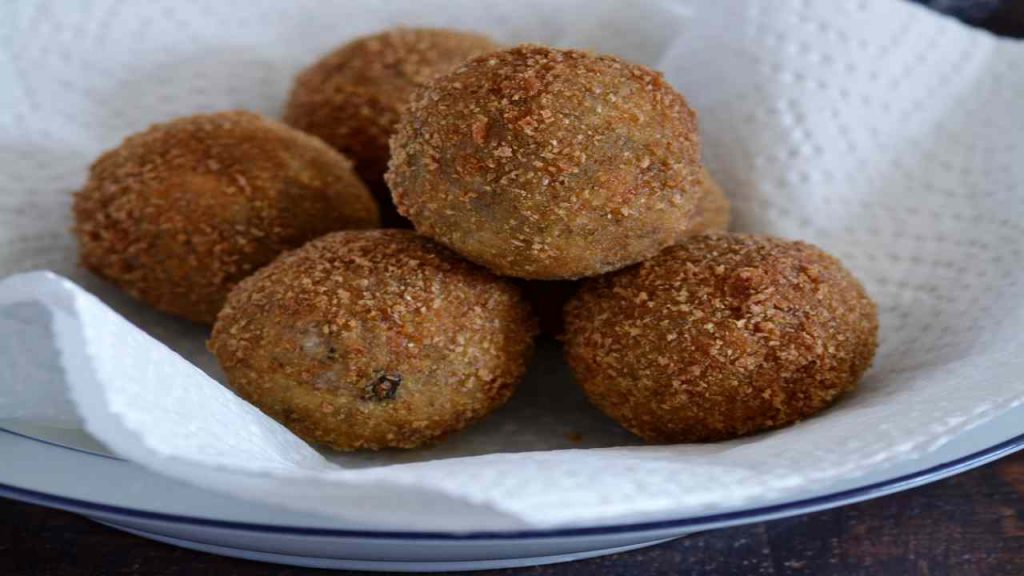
[2,450,1022,576]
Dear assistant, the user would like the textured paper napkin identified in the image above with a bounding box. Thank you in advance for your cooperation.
[1,0,1022,530]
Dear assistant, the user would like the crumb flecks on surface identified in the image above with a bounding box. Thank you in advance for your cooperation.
[209,230,537,451]
[73,111,379,324]
[285,28,500,225]
[684,168,731,236]
[564,234,878,443]
[387,44,703,279]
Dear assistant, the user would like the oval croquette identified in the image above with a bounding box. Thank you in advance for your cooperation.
[387,45,703,279]
[74,111,379,323]
[209,229,538,450]
[564,234,878,443]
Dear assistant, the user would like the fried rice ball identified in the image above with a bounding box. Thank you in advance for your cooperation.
[684,168,731,235]
[564,234,878,443]
[284,28,500,226]
[209,229,537,451]
[74,111,379,324]
[387,45,703,279]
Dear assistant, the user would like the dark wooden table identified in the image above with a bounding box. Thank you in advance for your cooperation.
[2,450,1023,576]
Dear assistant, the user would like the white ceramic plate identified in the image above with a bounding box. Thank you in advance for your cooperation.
[2,404,1021,572]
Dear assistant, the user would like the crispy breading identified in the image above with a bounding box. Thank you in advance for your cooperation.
[387,44,703,279]
[209,230,537,450]
[564,234,878,442]
[285,28,499,226]
[684,168,731,235]
[73,111,378,323]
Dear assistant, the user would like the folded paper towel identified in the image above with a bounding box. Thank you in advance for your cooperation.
[0,0,1022,531]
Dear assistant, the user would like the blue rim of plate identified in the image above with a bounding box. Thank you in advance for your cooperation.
[2,425,1023,540]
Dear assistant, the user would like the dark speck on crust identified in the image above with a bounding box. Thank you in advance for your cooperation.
[365,373,402,401]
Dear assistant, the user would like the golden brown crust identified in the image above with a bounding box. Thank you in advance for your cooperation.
[284,28,499,226]
[526,170,731,336]
[73,110,379,324]
[683,168,731,235]
[209,229,537,451]
[564,234,878,443]
[387,44,702,279]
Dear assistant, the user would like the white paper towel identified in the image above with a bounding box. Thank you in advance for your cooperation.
[1,0,1023,531]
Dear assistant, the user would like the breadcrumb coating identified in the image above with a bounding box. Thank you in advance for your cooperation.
[74,111,378,323]
[209,229,537,451]
[284,28,499,226]
[684,168,731,235]
[514,169,729,336]
[387,44,702,279]
[564,234,878,443]
[523,171,728,336]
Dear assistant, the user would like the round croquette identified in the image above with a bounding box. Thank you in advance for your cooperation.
[684,169,731,235]
[284,28,499,226]
[564,234,878,443]
[74,111,379,323]
[209,230,537,451]
[386,45,703,279]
